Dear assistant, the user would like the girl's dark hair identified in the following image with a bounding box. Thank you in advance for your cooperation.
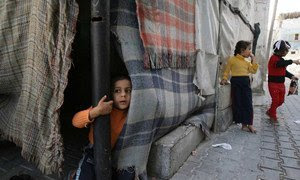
[111,75,131,90]
[234,40,251,56]
[273,40,291,53]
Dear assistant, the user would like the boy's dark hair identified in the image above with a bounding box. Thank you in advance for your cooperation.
[234,40,251,56]
[111,75,131,90]
[273,40,291,54]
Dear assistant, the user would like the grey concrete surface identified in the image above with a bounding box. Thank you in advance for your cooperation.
[148,126,205,179]
[171,94,300,180]
[215,85,233,133]
[217,85,232,110]
[216,107,233,132]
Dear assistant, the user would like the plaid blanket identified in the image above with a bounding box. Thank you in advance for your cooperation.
[184,95,215,138]
[136,0,197,69]
[111,1,202,178]
[0,0,78,174]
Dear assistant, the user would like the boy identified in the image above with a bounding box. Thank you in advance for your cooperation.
[70,75,132,180]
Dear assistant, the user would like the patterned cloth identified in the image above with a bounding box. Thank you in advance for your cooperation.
[0,0,78,174]
[136,0,197,69]
[111,1,202,178]
[184,95,215,137]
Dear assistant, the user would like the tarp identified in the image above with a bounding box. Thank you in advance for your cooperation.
[219,1,253,65]
[111,0,202,178]
[193,0,219,95]
[0,0,78,174]
[219,0,262,90]
[193,0,254,95]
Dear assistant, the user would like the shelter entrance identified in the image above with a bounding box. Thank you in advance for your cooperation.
[59,1,128,172]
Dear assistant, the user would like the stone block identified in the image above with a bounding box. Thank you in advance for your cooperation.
[258,167,282,180]
[215,107,233,132]
[283,166,300,180]
[147,125,205,179]
[260,157,282,171]
[278,142,294,149]
[279,149,298,159]
[217,84,231,110]
[281,157,300,169]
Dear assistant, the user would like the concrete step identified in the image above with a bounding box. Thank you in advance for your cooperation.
[218,84,231,110]
[147,125,205,179]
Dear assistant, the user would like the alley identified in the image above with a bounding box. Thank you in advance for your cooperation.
[1,90,300,180]
[172,94,300,180]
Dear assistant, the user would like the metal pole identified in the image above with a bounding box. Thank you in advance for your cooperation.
[91,0,111,179]
[213,0,223,132]
[252,23,261,55]
[266,0,279,58]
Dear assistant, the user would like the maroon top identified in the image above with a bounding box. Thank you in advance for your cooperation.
[268,54,293,83]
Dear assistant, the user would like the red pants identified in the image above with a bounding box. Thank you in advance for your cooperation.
[268,82,285,119]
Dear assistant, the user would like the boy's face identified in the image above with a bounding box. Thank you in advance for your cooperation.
[113,79,132,110]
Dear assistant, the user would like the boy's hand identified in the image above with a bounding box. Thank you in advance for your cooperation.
[89,95,113,120]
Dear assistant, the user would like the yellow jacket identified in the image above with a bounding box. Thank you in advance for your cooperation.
[222,54,259,80]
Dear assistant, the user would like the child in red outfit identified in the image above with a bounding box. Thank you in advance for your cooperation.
[267,40,300,122]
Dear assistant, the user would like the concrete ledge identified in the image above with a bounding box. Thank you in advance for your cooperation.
[147,125,205,179]
[218,84,231,110]
[216,107,233,132]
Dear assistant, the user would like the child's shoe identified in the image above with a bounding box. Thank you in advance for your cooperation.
[266,111,277,122]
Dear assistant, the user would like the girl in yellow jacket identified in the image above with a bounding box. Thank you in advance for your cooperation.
[221,40,259,133]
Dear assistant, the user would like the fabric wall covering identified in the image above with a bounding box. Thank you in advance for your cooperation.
[0,0,78,174]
